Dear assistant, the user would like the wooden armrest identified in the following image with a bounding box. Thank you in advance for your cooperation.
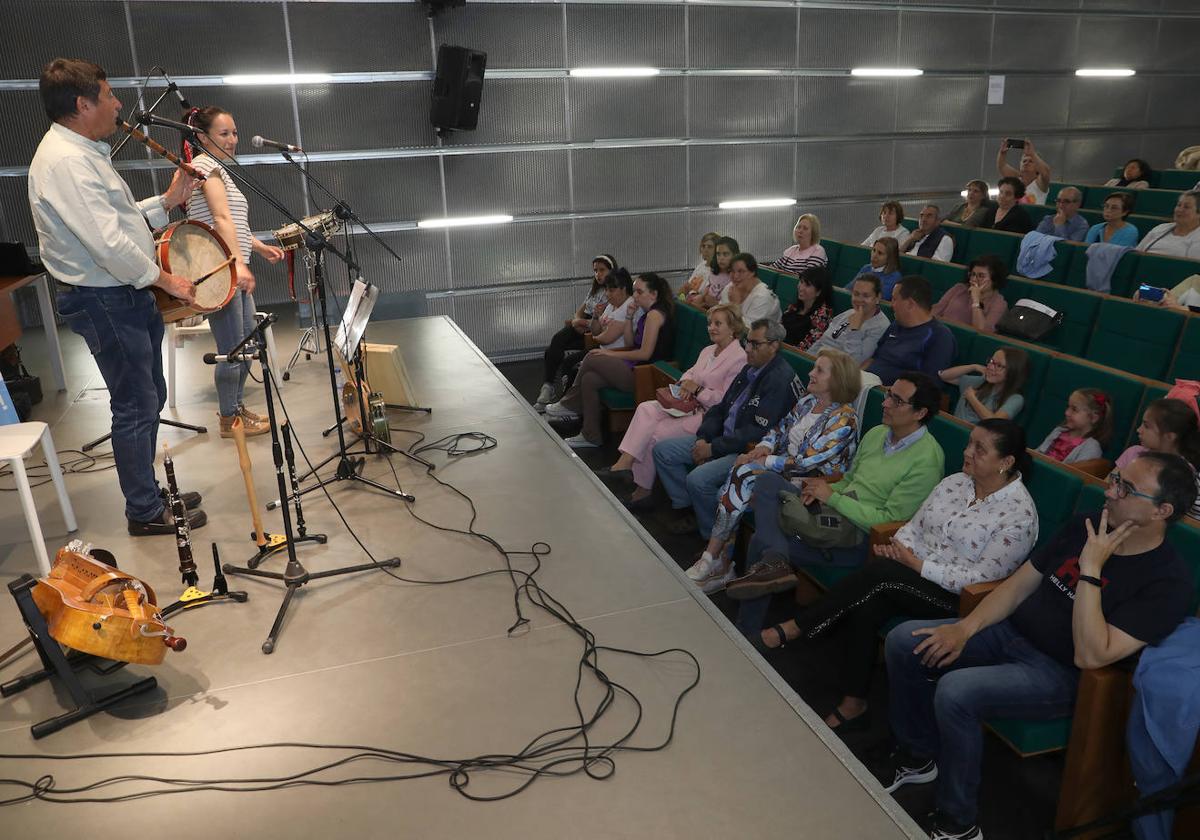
[869,521,907,549]
[633,363,679,404]
[583,334,599,351]
[958,580,1004,617]
[1069,458,1114,480]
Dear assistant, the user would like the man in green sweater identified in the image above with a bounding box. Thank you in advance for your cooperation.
[728,371,945,636]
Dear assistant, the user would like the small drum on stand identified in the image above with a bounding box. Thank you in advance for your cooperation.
[151,220,237,323]
[272,211,343,254]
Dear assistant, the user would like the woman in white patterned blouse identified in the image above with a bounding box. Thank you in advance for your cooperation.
[759,418,1039,733]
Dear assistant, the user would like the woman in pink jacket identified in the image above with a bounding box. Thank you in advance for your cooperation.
[598,304,747,499]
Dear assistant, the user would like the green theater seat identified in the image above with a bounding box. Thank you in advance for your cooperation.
[1023,455,1084,548]
[598,387,635,411]
[758,265,786,292]
[833,244,871,289]
[775,272,799,311]
[921,261,966,301]
[1025,356,1146,462]
[929,414,970,475]
[1171,316,1200,380]
[1025,204,1055,228]
[1064,249,1138,297]
[1003,278,1101,357]
[1130,253,1200,300]
[1156,170,1200,191]
[862,386,885,431]
[961,228,1022,270]
[831,286,852,315]
[1085,297,1185,381]
[943,320,977,365]
[781,348,814,381]
[821,240,842,267]
[1043,241,1084,286]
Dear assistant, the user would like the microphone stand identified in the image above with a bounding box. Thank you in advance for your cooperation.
[215,315,400,655]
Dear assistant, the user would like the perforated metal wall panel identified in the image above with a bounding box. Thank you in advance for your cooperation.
[296,81,437,152]
[1068,78,1148,130]
[344,229,448,296]
[169,84,299,155]
[797,9,898,69]
[568,77,686,142]
[448,219,574,288]
[896,77,986,133]
[573,213,688,273]
[0,91,59,168]
[1075,15,1160,69]
[571,146,687,212]
[443,282,585,356]
[443,150,571,216]
[688,78,795,139]
[689,144,794,207]
[797,140,894,200]
[990,15,1078,71]
[687,207,798,263]
[0,176,36,247]
[565,5,686,68]
[441,78,567,146]
[432,5,564,70]
[893,138,984,195]
[1152,18,1200,71]
[286,2,432,73]
[1146,78,1199,130]
[804,201,896,247]
[1,1,136,79]
[984,75,1071,132]
[688,7,797,69]
[231,162,308,231]
[1062,134,1145,184]
[796,78,896,137]
[299,157,442,225]
[1139,131,1200,171]
[898,11,994,71]
[130,2,291,77]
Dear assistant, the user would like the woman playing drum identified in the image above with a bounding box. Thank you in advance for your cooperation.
[184,106,284,437]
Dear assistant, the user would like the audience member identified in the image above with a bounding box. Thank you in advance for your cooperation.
[1136,191,1200,259]
[864,275,957,386]
[685,348,861,593]
[1085,192,1139,246]
[939,347,1029,423]
[651,320,802,537]
[678,232,720,303]
[1105,158,1152,190]
[851,237,903,300]
[931,255,1009,334]
[720,253,782,326]
[761,420,1037,736]
[782,265,833,349]
[1036,186,1088,241]
[809,274,890,364]
[862,200,910,249]
[607,304,747,505]
[946,180,994,228]
[984,177,1035,234]
[1036,387,1112,464]
[996,137,1051,205]
[726,372,946,635]
[901,204,954,262]
[881,452,1197,840]
[536,255,616,407]
[700,236,739,307]
[772,214,828,276]
[546,273,673,448]
[1116,398,1200,519]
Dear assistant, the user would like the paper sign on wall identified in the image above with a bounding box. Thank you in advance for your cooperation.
[987,75,1005,105]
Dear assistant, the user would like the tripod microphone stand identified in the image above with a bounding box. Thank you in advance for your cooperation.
[215,315,400,654]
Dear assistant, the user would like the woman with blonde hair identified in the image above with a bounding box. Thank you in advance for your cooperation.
[771,214,827,275]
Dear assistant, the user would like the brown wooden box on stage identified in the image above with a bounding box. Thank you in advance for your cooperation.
[362,342,417,406]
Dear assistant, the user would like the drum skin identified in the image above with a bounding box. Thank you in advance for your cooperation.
[152,220,236,323]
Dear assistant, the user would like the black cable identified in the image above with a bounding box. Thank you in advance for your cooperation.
[0,448,116,490]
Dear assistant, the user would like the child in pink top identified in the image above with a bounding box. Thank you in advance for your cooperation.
[1036,388,1112,464]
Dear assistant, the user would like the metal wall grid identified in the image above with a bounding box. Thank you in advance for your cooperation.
[3,0,1200,355]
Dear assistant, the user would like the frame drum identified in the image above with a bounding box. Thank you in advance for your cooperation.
[152,220,236,323]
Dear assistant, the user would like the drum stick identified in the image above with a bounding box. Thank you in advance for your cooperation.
[193,255,237,287]
[231,417,267,548]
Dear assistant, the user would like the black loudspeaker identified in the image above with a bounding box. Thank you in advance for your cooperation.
[430,44,487,132]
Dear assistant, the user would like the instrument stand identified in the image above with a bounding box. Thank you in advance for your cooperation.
[3,575,157,739]
[219,316,400,654]
[246,421,327,567]
[161,543,249,618]
[81,417,207,453]
[350,347,434,469]
[282,269,323,382]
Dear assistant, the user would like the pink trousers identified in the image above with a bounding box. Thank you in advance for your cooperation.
[618,400,704,489]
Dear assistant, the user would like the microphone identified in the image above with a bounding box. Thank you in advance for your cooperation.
[157,69,193,111]
[203,350,260,365]
[136,111,197,134]
[252,135,303,154]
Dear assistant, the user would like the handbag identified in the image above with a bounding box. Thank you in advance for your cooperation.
[996,298,1063,342]
[655,385,699,415]
[777,490,864,549]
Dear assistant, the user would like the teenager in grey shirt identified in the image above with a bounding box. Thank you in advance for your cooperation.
[808,274,890,364]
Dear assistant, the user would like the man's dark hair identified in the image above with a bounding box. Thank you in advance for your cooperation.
[895,371,942,426]
[40,58,106,122]
[893,274,933,311]
[852,273,882,296]
[731,252,758,275]
[1138,451,1198,523]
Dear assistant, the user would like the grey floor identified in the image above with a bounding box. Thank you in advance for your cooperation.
[0,312,921,839]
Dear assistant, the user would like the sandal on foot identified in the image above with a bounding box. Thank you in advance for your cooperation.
[827,707,871,733]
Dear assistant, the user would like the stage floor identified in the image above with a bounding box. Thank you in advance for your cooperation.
[0,314,920,839]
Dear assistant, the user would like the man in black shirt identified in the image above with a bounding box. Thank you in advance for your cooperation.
[879,452,1197,840]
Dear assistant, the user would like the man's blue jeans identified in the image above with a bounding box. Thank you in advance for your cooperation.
[651,434,736,538]
[885,617,1079,827]
[57,285,166,522]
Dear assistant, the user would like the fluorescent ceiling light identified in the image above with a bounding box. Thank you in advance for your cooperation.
[223,73,334,85]
[569,67,660,78]
[417,214,514,229]
[961,188,1001,198]
[1075,68,1136,77]
[850,67,923,77]
[718,198,797,210]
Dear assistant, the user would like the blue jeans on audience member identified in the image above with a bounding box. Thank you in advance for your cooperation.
[651,434,737,538]
[885,617,1080,827]
[57,285,166,522]
[207,288,257,417]
[734,471,867,636]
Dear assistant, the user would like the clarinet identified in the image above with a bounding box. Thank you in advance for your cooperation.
[163,444,199,586]
[281,421,309,540]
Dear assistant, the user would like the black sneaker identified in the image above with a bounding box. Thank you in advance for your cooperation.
[160,487,203,510]
[883,755,938,793]
[128,506,208,536]
[928,812,982,840]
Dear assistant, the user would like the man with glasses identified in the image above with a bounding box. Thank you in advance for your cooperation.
[726,372,945,633]
[1037,186,1089,242]
[880,452,1197,840]
[650,319,801,539]
[864,275,957,387]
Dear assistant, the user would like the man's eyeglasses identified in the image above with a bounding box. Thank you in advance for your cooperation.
[882,388,914,407]
[1056,197,1081,204]
[743,338,776,350]
[1106,470,1160,503]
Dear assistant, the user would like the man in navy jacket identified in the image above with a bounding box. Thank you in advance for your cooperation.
[651,319,803,537]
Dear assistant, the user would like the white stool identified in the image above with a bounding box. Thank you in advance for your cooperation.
[165,312,278,409]
[0,421,77,576]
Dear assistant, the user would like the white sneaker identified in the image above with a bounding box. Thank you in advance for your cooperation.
[545,401,580,420]
[564,434,599,449]
[535,382,557,406]
[685,551,720,581]
[698,561,736,594]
